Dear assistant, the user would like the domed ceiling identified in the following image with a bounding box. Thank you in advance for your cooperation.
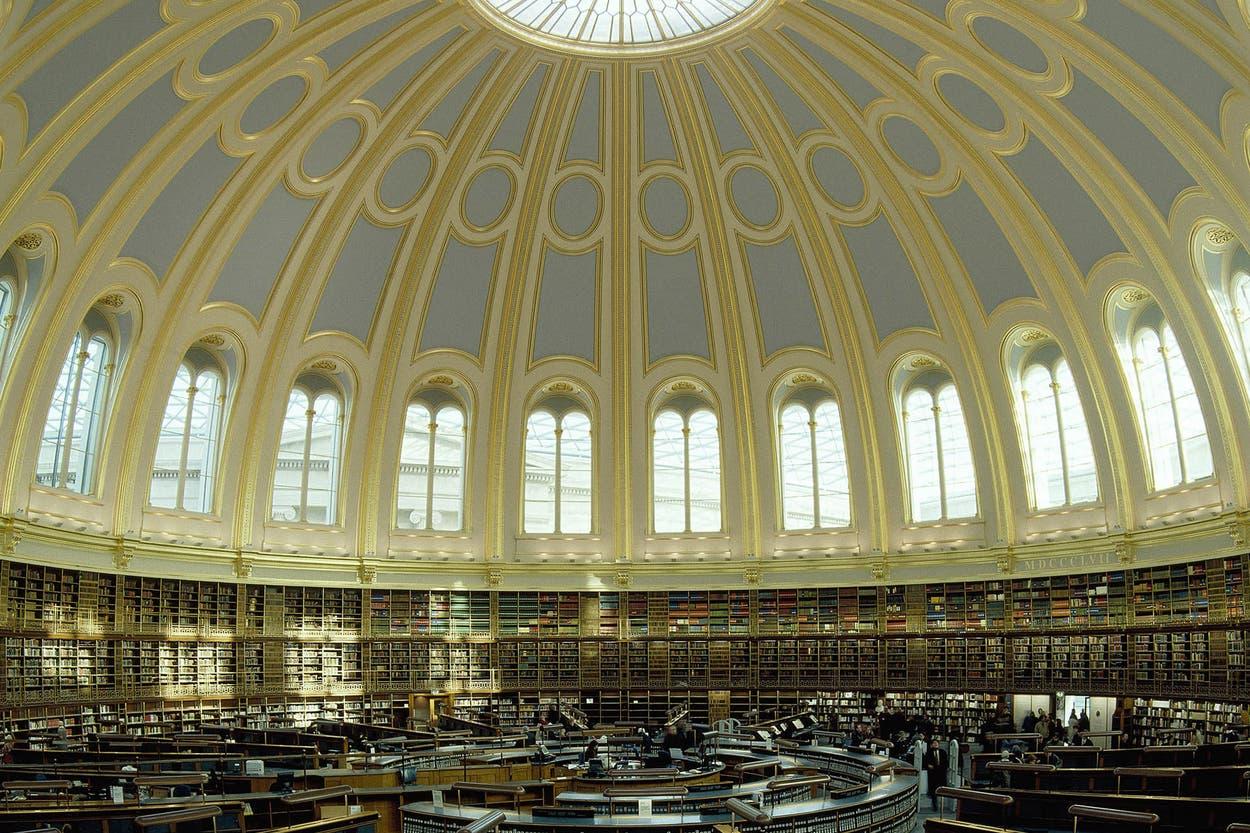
[0,0,1249,589]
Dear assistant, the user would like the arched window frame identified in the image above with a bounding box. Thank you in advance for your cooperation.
[37,320,116,495]
[1229,269,1250,376]
[397,390,468,532]
[898,368,978,523]
[1122,307,1213,490]
[1012,344,1100,511]
[271,378,345,526]
[0,277,15,380]
[651,388,722,535]
[522,400,594,535]
[149,355,227,514]
[776,389,851,530]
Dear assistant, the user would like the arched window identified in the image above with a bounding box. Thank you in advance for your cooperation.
[779,397,850,529]
[901,380,977,522]
[397,398,466,531]
[1127,320,1213,489]
[149,362,225,513]
[0,278,14,379]
[1018,357,1098,509]
[1231,270,1250,373]
[653,407,722,533]
[36,328,112,493]
[523,409,592,534]
[271,385,343,524]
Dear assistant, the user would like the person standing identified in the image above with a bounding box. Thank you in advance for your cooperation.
[924,738,949,811]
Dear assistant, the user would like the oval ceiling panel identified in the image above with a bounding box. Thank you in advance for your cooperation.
[198,17,276,77]
[463,165,513,229]
[378,146,434,211]
[302,117,362,179]
[240,74,308,134]
[882,115,942,177]
[810,145,866,209]
[972,15,1049,74]
[730,165,780,228]
[552,175,601,239]
[936,72,1006,133]
[643,176,689,238]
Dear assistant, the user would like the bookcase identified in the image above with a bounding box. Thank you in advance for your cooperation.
[1,554,1248,737]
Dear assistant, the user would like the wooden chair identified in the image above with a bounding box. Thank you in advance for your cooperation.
[935,786,1012,829]
[1067,804,1159,833]
[456,810,506,833]
[134,806,221,832]
[602,784,688,818]
[726,797,771,828]
[1113,767,1183,797]
[448,781,526,811]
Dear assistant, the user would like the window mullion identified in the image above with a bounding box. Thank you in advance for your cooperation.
[807,414,821,528]
[300,408,314,522]
[1020,390,1038,508]
[932,403,946,519]
[176,385,197,510]
[425,419,438,531]
[1051,378,1071,505]
[553,423,564,534]
[1159,343,1188,483]
[58,347,89,490]
[682,422,692,534]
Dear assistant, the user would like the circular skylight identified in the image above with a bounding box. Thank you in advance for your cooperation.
[472,0,769,51]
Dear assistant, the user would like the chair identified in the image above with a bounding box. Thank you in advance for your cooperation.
[1068,804,1159,833]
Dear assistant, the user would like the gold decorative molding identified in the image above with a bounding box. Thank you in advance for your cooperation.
[0,518,21,555]
[427,374,455,387]
[484,568,503,587]
[1115,537,1135,566]
[1121,288,1151,304]
[112,538,135,571]
[1206,226,1236,246]
[614,569,632,588]
[870,560,888,581]
[357,563,376,584]
[670,380,698,392]
[1020,329,1048,344]
[743,566,761,586]
[789,372,819,385]
[909,357,937,370]
[311,359,338,372]
[997,548,1014,575]
[545,381,575,394]
[97,293,126,309]
[1226,514,1249,549]
[198,334,226,347]
[13,232,42,251]
[234,551,253,579]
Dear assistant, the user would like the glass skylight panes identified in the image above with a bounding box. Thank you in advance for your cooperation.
[482,0,757,47]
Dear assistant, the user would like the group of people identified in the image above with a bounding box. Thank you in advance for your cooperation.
[1022,706,1091,745]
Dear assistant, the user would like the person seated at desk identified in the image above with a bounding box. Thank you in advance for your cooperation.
[644,745,673,769]
[579,737,600,765]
